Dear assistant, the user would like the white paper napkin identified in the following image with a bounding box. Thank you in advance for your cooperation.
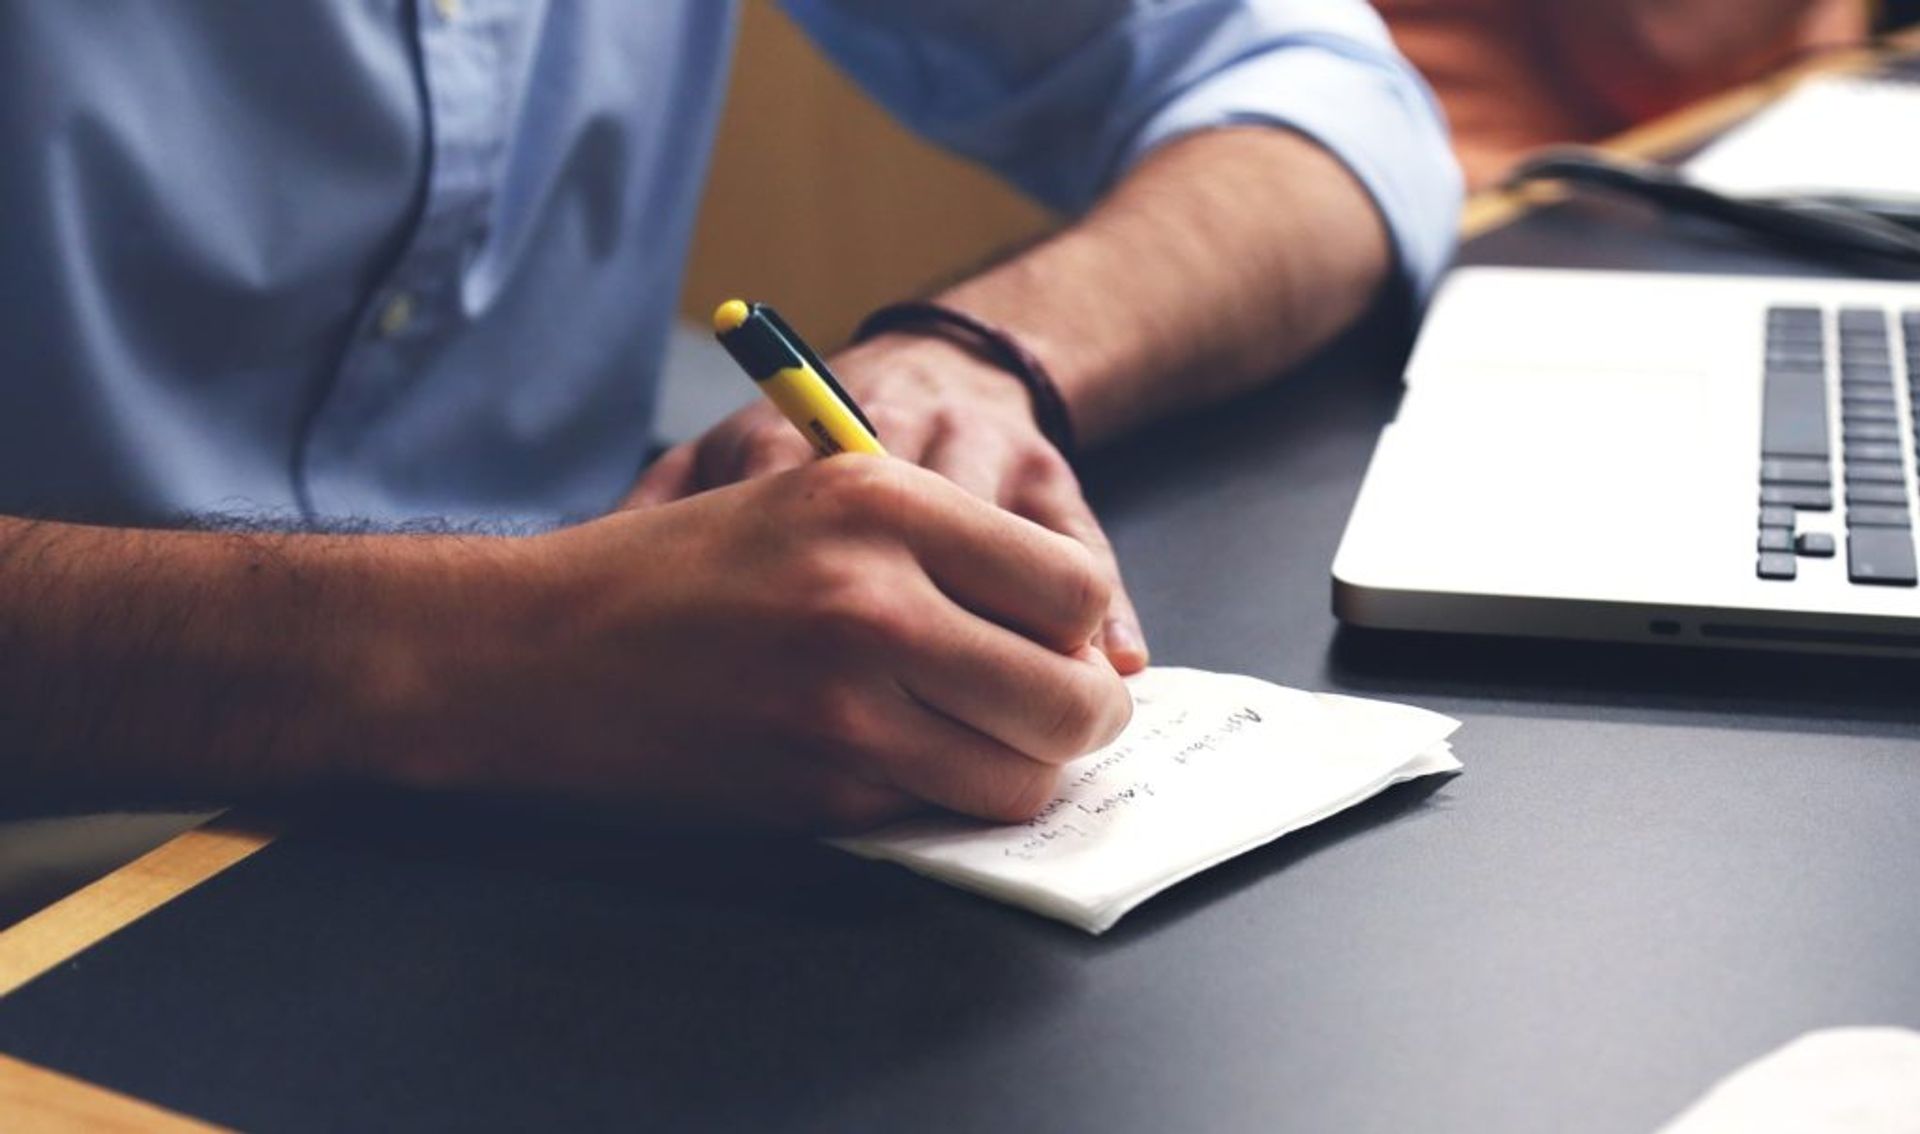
[832,666,1461,933]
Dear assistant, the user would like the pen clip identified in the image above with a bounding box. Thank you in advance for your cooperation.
[757,304,880,441]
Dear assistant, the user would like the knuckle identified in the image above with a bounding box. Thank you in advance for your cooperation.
[1038,684,1107,760]
[981,764,1060,823]
[863,402,917,438]
[806,684,872,753]
[800,561,918,657]
[927,404,966,438]
[1099,681,1134,747]
[743,420,794,453]
[739,425,805,475]
[1017,444,1073,486]
[1056,537,1110,628]
[801,454,916,525]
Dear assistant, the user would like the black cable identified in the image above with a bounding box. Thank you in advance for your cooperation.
[1504,148,1920,272]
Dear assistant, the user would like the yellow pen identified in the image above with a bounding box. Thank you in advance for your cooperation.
[712,299,887,458]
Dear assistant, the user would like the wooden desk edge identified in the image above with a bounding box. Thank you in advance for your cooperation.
[0,1053,229,1133]
[0,817,270,998]
[0,28,1910,1122]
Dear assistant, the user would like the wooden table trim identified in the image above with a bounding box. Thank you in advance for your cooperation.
[0,815,271,998]
[0,1052,230,1132]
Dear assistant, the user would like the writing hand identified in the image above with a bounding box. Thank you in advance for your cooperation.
[628,334,1149,674]
[437,458,1133,831]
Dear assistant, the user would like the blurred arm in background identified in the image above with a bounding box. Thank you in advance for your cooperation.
[1378,0,1866,188]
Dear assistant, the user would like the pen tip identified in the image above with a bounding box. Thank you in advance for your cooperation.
[713,299,750,334]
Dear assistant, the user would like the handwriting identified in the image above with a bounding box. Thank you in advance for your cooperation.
[1004,702,1266,860]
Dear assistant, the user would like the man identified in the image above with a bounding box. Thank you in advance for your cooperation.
[0,2,1458,829]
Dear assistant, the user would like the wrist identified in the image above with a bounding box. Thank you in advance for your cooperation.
[831,333,1057,452]
[852,301,1078,460]
[342,531,555,795]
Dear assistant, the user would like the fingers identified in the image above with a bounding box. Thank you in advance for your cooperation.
[896,596,1133,767]
[625,443,699,508]
[858,403,934,468]
[699,417,813,488]
[916,425,1150,674]
[860,465,1109,654]
[1007,454,1149,675]
[693,402,939,492]
[841,683,1071,823]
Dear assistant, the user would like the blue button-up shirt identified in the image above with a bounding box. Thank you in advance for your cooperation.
[0,1,1458,528]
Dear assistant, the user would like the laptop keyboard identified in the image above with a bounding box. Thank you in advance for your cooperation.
[1757,305,1920,585]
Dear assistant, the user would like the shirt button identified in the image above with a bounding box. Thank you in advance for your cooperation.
[433,0,462,20]
[376,292,415,338]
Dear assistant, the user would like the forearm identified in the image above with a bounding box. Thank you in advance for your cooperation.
[933,127,1391,444]
[0,516,507,803]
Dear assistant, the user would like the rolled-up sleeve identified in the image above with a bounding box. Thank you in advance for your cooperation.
[780,0,1463,299]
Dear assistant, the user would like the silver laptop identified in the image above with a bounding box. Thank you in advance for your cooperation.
[1332,267,1920,654]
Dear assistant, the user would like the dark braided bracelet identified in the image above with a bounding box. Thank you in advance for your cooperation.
[852,301,1077,462]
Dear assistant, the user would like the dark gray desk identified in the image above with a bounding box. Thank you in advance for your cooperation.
[3,199,1920,1133]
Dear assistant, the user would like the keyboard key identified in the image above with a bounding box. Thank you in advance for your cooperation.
[1840,308,1888,333]
[1848,483,1911,507]
[1846,441,1904,463]
[1846,461,1906,485]
[1768,346,1826,368]
[1758,552,1799,580]
[1796,531,1836,557]
[1845,421,1901,443]
[1849,527,1919,585]
[1761,457,1830,485]
[1843,390,1897,410]
[1762,371,1830,458]
[1759,528,1794,553]
[1760,505,1795,529]
[1762,484,1833,509]
[1847,504,1913,527]
[1841,402,1897,423]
